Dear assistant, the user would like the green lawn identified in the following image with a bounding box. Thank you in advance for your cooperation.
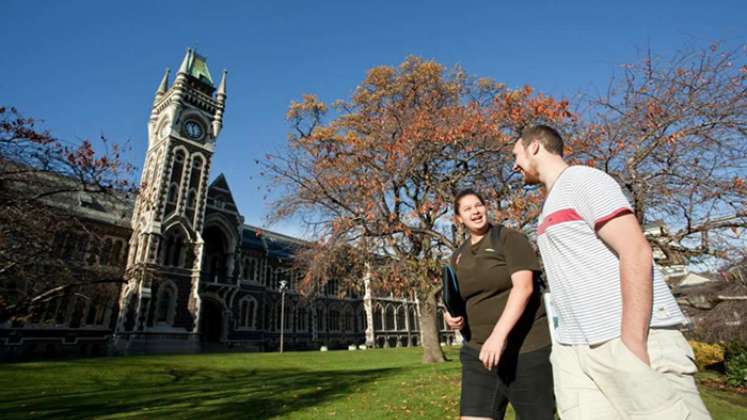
[0,347,745,419]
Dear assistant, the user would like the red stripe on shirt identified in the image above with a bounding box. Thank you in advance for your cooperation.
[593,207,632,231]
[538,208,583,235]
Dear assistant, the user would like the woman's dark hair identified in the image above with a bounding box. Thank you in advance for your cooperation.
[454,188,485,215]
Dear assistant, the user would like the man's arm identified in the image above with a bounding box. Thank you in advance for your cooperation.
[597,212,653,365]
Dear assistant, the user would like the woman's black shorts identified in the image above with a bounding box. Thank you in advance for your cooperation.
[460,344,555,419]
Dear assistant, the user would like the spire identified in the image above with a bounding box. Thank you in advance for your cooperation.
[177,48,192,75]
[155,67,170,96]
[217,70,227,97]
[212,70,227,138]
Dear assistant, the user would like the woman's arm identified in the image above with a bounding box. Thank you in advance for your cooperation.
[479,270,534,369]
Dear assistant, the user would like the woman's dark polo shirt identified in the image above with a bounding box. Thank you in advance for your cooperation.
[450,225,551,354]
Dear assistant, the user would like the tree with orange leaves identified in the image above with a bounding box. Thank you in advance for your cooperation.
[573,45,747,268]
[263,57,573,362]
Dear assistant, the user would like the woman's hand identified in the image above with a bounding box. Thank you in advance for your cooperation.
[479,332,507,370]
[444,312,464,330]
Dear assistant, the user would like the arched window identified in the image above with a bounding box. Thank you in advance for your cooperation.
[85,296,112,326]
[100,238,113,266]
[357,307,367,331]
[384,305,395,331]
[249,259,257,281]
[74,234,89,263]
[327,309,340,331]
[155,281,178,325]
[165,149,185,214]
[112,240,124,266]
[296,308,306,331]
[161,227,188,268]
[188,156,203,205]
[167,183,178,204]
[61,233,75,260]
[274,304,282,331]
[186,188,197,209]
[86,236,99,266]
[285,304,294,331]
[316,307,325,331]
[373,304,383,330]
[68,296,86,328]
[85,301,98,326]
[343,306,354,331]
[264,303,273,330]
[396,305,406,331]
[238,296,257,329]
[409,307,418,331]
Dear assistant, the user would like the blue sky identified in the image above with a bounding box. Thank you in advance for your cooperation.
[2,0,745,237]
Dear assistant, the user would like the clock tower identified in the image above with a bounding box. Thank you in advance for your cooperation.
[114,49,227,354]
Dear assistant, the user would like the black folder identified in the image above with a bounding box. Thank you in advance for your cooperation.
[442,265,466,318]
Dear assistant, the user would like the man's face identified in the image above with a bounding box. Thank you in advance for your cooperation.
[512,140,541,185]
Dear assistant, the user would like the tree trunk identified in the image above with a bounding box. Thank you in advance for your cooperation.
[418,289,446,363]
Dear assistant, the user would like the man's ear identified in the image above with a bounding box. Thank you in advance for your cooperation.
[529,140,541,155]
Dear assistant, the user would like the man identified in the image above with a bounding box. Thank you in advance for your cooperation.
[511,125,710,419]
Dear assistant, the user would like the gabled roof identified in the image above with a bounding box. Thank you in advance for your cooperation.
[209,173,231,191]
[206,173,239,214]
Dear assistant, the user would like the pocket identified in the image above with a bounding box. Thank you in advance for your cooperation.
[585,338,682,416]
[550,346,581,416]
[650,330,698,376]
[618,339,655,371]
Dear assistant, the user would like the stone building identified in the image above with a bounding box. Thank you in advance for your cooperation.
[0,49,455,359]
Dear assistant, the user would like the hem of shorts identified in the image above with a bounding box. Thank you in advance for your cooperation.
[460,409,496,418]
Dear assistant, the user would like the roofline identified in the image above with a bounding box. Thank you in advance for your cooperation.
[241,223,310,246]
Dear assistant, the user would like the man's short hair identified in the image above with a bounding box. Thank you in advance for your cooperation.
[520,125,564,156]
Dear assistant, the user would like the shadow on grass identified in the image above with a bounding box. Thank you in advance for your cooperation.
[1,366,403,419]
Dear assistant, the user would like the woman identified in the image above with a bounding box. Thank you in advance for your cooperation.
[446,188,554,420]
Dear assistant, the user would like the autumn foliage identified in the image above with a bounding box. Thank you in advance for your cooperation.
[264,57,574,362]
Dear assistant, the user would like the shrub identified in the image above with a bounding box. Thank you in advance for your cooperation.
[724,340,747,387]
[688,340,724,370]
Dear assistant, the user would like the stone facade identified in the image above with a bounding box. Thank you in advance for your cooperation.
[0,50,455,359]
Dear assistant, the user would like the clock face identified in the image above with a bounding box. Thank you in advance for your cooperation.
[185,121,203,139]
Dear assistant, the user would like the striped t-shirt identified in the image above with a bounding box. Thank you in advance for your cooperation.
[537,165,687,345]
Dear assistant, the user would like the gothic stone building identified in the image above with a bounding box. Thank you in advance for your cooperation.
[0,50,456,359]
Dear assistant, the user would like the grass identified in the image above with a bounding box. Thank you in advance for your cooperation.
[0,347,745,419]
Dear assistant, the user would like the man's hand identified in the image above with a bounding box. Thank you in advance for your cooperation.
[479,332,506,370]
[622,336,651,366]
[444,312,464,330]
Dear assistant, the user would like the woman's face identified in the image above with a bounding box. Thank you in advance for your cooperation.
[456,194,488,233]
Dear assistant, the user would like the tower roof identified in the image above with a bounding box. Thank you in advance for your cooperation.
[177,48,214,87]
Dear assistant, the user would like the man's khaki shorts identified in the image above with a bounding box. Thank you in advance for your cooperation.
[550,329,711,419]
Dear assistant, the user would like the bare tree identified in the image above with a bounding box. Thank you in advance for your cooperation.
[0,107,135,324]
[574,45,747,267]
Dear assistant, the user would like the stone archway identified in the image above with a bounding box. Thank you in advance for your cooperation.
[199,298,223,343]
